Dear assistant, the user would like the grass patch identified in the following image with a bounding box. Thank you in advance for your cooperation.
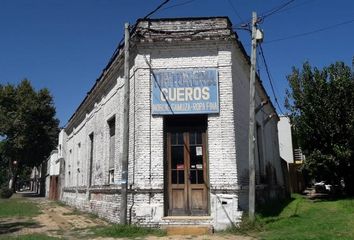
[338,198,354,212]
[0,234,61,240]
[226,194,354,240]
[92,224,166,238]
[0,199,41,218]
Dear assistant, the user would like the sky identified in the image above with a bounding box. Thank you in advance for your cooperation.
[1,0,353,126]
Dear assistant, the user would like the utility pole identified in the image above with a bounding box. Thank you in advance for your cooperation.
[120,22,130,225]
[248,11,263,221]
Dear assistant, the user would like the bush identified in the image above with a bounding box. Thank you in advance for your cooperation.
[0,185,13,198]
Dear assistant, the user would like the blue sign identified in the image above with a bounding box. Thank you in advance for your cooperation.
[151,69,219,115]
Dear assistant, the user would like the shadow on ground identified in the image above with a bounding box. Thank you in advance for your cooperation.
[0,220,41,235]
[18,192,44,198]
[257,196,296,217]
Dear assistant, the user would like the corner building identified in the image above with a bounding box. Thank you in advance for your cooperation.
[59,17,286,230]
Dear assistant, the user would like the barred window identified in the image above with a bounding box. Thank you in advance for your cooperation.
[108,117,116,184]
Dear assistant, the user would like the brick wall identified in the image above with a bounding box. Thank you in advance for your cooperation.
[60,17,283,230]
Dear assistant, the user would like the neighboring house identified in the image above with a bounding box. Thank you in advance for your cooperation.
[278,116,294,164]
[57,129,66,200]
[45,150,60,200]
[277,116,305,193]
[58,17,286,230]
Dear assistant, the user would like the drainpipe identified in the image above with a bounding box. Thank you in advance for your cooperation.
[120,22,130,225]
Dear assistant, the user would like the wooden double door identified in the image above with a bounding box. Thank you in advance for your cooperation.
[166,117,209,216]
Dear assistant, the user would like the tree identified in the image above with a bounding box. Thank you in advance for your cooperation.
[0,141,9,187]
[0,79,59,190]
[286,61,354,195]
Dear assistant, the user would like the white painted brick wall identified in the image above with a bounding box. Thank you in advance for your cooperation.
[60,18,284,230]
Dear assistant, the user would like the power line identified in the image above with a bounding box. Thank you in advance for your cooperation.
[274,0,318,15]
[160,0,197,11]
[227,0,245,23]
[257,49,262,77]
[96,0,173,88]
[142,55,175,114]
[265,17,354,44]
[234,0,296,27]
[143,0,172,19]
[260,0,296,20]
[258,43,285,115]
[232,13,285,115]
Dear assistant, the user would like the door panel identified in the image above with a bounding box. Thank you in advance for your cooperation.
[168,132,188,215]
[167,128,208,216]
[188,131,207,215]
[172,188,185,209]
[190,188,205,208]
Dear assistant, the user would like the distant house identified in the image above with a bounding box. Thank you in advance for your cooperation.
[30,167,39,192]
[45,150,60,200]
[56,17,286,230]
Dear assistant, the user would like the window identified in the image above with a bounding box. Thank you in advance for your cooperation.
[109,169,114,185]
[77,143,81,185]
[69,149,72,186]
[88,133,94,187]
[108,117,116,184]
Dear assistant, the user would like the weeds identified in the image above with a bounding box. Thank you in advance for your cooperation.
[221,215,264,237]
[87,212,99,219]
[54,201,66,207]
[0,234,61,240]
[92,224,166,238]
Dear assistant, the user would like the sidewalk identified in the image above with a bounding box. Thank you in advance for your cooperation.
[0,193,254,239]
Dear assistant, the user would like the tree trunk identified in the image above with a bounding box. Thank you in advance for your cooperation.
[39,162,47,197]
[9,161,17,192]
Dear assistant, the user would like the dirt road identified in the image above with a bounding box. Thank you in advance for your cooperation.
[3,193,254,240]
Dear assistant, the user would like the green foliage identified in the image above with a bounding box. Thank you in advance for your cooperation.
[0,185,13,198]
[0,80,59,186]
[0,141,9,186]
[286,61,354,194]
[0,198,41,218]
[92,224,166,238]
